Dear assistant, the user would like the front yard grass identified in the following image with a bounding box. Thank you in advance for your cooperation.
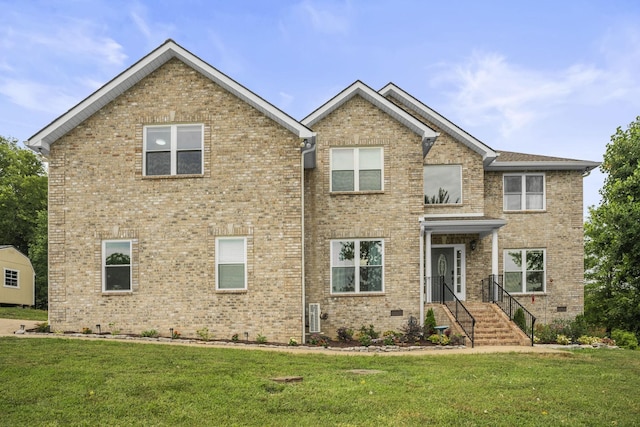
[1,337,638,426]
[0,306,47,321]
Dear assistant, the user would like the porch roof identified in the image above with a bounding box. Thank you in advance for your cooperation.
[420,216,506,237]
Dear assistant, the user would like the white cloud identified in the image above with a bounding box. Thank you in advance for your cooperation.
[431,52,606,137]
[0,78,80,114]
[296,0,351,35]
[129,3,175,47]
[278,91,295,110]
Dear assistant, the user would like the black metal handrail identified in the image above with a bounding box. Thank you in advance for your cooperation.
[482,274,536,346]
[431,276,476,348]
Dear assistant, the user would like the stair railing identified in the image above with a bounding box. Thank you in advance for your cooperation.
[432,275,475,348]
[482,274,536,346]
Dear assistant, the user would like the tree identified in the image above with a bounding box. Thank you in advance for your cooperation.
[584,117,640,337]
[28,210,48,309]
[0,136,48,254]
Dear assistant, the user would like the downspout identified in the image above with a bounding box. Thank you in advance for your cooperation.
[419,225,425,326]
[300,137,316,344]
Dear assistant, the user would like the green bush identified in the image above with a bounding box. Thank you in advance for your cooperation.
[196,327,212,341]
[357,333,372,347]
[513,308,527,332]
[141,329,158,338]
[336,327,354,342]
[256,334,267,344]
[611,330,638,350]
[424,308,437,336]
[358,324,379,339]
[400,316,422,342]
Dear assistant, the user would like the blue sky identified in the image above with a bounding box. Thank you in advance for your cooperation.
[2,1,640,215]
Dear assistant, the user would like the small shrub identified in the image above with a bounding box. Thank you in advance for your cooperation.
[440,335,450,345]
[256,334,267,344]
[81,327,92,334]
[400,316,422,343]
[141,329,159,338]
[34,322,49,333]
[196,327,212,341]
[231,333,239,342]
[577,335,600,345]
[308,333,329,346]
[601,337,616,346]
[535,323,557,344]
[513,308,527,332]
[450,333,466,346]
[358,324,379,339]
[556,334,570,345]
[288,337,298,346]
[357,333,372,347]
[611,330,638,350]
[108,322,121,335]
[424,308,437,336]
[171,330,181,339]
[336,327,354,342]
[428,334,441,344]
[383,335,396,346]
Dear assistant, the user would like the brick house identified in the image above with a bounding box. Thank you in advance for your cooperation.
[27,40,598,343]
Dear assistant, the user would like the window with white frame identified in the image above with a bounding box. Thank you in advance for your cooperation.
[503,174,545,211]
[216,237,247,290]
[331,147,383,192]
[424,165,462,204]
[4,269,18,287]
[103,240,132,292]
[144,124,203,176]
[331,239,383,293]
[504,249,545,293]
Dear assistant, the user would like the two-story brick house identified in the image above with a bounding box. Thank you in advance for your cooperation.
[27,40,598,343]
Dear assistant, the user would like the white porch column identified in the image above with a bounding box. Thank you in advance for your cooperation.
[425,230,432,303]
[419,227,425,326]
[491,228,499,276]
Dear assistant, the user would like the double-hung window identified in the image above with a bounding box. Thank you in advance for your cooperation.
[144,124,203,176]
[331,239,384,293]
[331,147,383,192]
[424,165,462,204]
[103,240,132,292]
[504,174,545,211]
[4,269,18,287]
[216,237,247,290]
[504,249,545,293]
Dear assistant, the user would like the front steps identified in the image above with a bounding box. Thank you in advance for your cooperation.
[463,302,531,346]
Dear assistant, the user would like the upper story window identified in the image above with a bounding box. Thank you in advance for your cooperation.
[331,239,384,293]
[424,165,462,204]
[144,124,203,176]
[216,237,247,290]
[103,240,132,292]
[331,147,383,192]
[504,249,545,293]
[4,269,18,287]
[504,174,545,211]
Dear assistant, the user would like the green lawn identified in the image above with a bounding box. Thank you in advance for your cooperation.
[1,337,638,426]
[0,306,47,321]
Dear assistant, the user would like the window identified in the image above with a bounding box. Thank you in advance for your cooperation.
[103,240,132,292]
[504,174,545,210]
[216,237,247,290]
[144,124,203,176]
[331,239,383,293]
[331,147,382,191]
[4,269,18,287]
[424,165,462,204]
[504,249,545,293]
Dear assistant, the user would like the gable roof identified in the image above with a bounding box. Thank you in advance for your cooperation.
[26,39,314,156]
[379,83,499,167]
[301,81,439,155]
[486,150,600,172]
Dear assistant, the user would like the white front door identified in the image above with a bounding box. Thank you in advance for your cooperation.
[431,244,465,301]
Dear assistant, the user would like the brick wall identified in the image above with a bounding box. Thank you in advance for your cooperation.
[48,59,305,342]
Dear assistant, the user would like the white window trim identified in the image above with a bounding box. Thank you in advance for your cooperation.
[330,238,385,294]
[330,147,384,192]
[3,268,19,288]
[216,237,248,291]
[424,164,463,205]
[143,124,204,176]
[102,240,133,293]
[503,173,546,211]
[503,248,546,294]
